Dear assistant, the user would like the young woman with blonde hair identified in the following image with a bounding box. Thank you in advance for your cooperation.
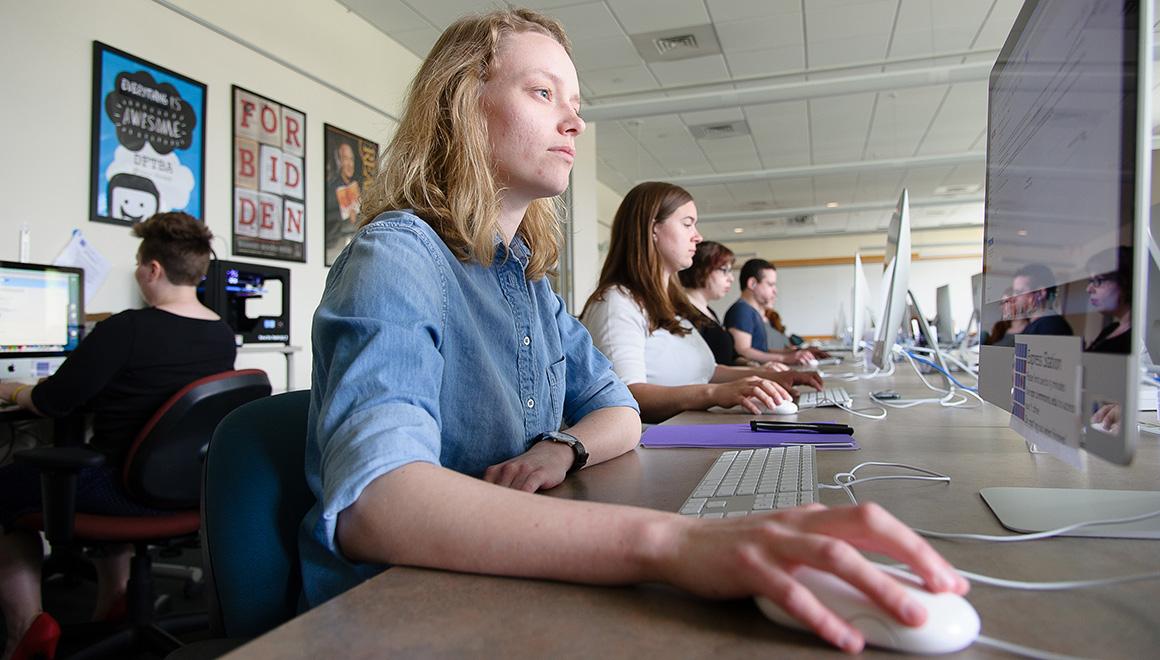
[303,9,966,655]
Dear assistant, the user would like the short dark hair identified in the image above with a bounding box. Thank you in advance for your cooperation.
[739,258,775,291]
[132,212,214,285]
[679,241,734,290]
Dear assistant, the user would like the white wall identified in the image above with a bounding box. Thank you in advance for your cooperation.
[0,0,420,390]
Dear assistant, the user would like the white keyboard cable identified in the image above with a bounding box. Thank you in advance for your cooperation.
[819,463,1160,542]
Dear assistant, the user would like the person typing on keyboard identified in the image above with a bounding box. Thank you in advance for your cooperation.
[305,9,968,657]
[580,182,823,423]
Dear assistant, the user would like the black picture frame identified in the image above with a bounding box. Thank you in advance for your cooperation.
[323,124,379,266]
[231,85,307,263]
[89,41,207,226]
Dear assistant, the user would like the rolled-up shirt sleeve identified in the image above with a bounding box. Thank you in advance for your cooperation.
[308,222,448,552]
[551,291,638,426]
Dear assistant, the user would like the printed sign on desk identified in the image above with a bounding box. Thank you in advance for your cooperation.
[1010,335,1084,467]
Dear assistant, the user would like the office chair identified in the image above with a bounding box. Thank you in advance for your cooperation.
[14,368,272,659]
[200,389,314,640]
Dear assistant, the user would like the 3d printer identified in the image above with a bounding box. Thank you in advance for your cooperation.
[197,259,290,345]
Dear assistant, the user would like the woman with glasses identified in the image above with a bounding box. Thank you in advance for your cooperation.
[1085,247,1132,353]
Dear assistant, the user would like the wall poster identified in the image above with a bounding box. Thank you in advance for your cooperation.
[232,85,306,262]
[90,42,206,225]
[323,124,379,266]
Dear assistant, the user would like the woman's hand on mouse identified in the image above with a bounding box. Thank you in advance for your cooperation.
[649,503,968,654]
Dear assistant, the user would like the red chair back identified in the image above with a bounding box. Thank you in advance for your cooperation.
[122,369,271,509]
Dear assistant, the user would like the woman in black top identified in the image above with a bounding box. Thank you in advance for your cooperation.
[0,212,236,658]
[678,241,737,365]
[1085,247,1132,354]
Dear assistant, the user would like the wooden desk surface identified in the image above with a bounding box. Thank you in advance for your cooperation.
[228,367,1160,659]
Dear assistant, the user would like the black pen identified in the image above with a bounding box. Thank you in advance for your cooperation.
[750,420,854,435]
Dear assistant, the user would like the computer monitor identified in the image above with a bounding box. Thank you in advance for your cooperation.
[935,284,954,346]
[978,0,1160,537]
[870,189,912,369]
[850,253,875,354]
[0,261,84,359]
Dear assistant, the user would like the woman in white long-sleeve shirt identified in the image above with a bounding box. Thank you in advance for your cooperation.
[581,181,822,423]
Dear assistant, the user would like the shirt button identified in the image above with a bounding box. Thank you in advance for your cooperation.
[526,398,535,409]
[523,336,531,346]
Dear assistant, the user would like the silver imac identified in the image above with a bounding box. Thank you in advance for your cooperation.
[870,190,912,370]
[978,0,1160,537]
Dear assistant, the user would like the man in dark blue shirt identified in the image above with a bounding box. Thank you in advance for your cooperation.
[724,259,816,366]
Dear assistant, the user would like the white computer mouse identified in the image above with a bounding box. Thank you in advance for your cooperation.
[770,400,798,415]
[755,567,979,655]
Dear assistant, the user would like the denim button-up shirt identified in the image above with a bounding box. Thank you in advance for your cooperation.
[300,211,637,606]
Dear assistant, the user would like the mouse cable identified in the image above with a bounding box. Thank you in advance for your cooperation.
[874,564,1160,660]
[820,464,1160,542]
[973,636,1086,660]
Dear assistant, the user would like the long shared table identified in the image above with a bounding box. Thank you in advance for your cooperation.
[227,364,1160,658]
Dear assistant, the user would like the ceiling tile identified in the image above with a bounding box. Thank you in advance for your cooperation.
[809,93,877,164]
[725,46,806,77]
[746,101,810,168]
[581,63,659,95]
[707,0,801,23]
[972,1,1027,50]
[915,81,987,154]
[571,34,642,71]
[648,54,730,87]
[337,0,431,32]
[888,1,993,59]
[542,2,624,40]
[388,27,441,58]
[680,108,745,126]
[716,15,803,54]
[863,86,949,159]
[606,0,710,34]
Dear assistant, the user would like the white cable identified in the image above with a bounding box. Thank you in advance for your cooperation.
[876,562,1160,592]
[833,398,888,420]
[823,465,1160,542]
[914,508,1160,542]
[974,636,1088,660]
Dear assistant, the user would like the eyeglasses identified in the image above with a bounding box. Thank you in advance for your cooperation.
[715,266,732,275]
[1088,275,1112,287]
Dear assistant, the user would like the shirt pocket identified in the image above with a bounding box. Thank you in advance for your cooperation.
[546,355,567,424]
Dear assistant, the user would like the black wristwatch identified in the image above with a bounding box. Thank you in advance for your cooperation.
[533,430,588,474]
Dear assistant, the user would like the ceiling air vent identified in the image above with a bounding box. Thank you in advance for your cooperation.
[655,33,698,55]
[786,215,814,227]
[689,120,751,140]
[631,25,721,63]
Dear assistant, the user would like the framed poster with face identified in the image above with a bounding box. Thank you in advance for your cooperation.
[323,124,379,266]
[90,42,207,226]
[231,85,306,262]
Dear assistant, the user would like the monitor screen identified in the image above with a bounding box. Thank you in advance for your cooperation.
[0,261,84,358]
[871,189,912,369]
[936,285,954,345]
[980,0,1147,465]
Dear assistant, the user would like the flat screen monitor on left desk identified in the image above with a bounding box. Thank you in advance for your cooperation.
[0,261,84,381]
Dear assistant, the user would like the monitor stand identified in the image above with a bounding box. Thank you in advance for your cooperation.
[980,487,1160,539]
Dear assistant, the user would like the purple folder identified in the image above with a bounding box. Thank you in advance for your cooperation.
[641,423,860,450]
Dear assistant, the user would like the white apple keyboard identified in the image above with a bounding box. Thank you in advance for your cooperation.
[755,567,979,655]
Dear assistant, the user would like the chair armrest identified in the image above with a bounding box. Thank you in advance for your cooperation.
[13,447,106,546]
